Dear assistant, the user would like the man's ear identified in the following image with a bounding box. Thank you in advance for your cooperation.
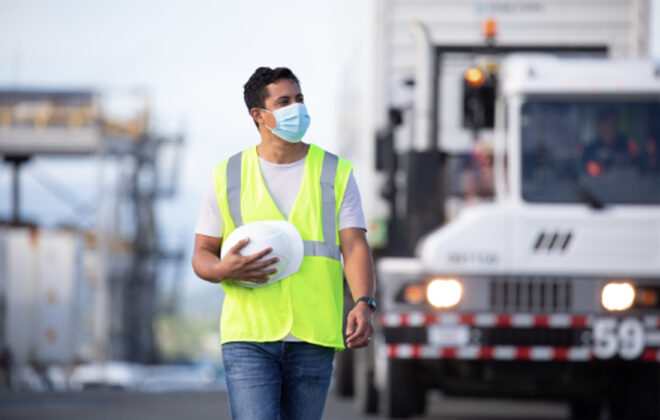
[249,108,262,126]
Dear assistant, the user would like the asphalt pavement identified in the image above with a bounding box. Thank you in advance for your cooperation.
[0,388,570,420]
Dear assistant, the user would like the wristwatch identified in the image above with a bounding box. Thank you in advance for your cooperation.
[355,296,377,312]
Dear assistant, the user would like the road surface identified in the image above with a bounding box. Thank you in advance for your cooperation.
[0,389,569,420]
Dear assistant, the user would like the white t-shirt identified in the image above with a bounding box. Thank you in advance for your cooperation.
[194,154,367,343]
[195,156,367,238]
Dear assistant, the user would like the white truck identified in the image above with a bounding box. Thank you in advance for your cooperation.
[370,55,660,419]
[334,0,660,418]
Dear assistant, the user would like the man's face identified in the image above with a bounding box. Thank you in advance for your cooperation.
[599,114,618,145]
[257,78,304,129]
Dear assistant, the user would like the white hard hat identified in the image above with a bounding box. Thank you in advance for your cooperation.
[220,220,304,288]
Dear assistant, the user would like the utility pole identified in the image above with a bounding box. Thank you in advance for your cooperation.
[5,155,31,225]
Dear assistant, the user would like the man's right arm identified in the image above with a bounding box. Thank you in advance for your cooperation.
[192,234,225,283]
[192,234,278,284]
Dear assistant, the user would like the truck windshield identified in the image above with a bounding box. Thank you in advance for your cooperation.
[521,99,660,205]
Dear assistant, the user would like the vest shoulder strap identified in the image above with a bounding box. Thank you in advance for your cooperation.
[319,150,338,247]
[226,151,243,227]
[223,145,350,261]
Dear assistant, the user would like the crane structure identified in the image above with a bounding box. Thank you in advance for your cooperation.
[0,88,184,365]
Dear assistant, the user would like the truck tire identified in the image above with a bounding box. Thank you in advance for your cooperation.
[611,365,660,419]
[334,347,354,397]
[569,399,602,420]
[383,359,425,418]
[354,346,378,414]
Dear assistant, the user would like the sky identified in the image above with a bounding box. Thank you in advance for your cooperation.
[0,0,351,302]
[1,0,659,304]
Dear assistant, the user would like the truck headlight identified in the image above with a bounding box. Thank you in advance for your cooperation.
[427,278,463,308]
[601,282,635,311]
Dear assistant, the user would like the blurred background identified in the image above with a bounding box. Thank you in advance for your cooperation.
[1,0,660,419]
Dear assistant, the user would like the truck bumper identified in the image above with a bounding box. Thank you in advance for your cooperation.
[379,311,660,362]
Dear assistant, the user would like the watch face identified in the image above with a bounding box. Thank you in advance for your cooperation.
[368,298,377,311]
[357,296,376,311]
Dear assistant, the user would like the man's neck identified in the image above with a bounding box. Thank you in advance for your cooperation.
[257,130,309,164]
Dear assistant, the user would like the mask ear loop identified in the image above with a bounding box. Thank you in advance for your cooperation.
[259,108,276,131]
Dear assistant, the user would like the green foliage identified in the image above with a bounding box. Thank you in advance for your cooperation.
[155,285,224,363]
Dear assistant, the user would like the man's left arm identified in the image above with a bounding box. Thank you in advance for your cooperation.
[340,227,376,349]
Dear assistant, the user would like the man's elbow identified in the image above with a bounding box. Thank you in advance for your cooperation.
[191,252,206,280]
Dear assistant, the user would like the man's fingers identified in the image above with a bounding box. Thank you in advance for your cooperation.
[247,268,278,277]
[346,320,374,348]
[242,274,270,283]
[247,269,276,277]
[346,318,367,343]
[349,337,370,348]
[227,240,272,264]
[244,247,273,263]
[345,313,356,336]
[228,237,250,254]
[247,277,269,283]
[364,324,374,341]
[241,268,278,282]
[250,257,279,270]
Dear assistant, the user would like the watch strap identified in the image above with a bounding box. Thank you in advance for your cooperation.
[355,296,376,311]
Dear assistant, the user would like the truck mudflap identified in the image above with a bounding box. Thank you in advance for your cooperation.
[379,312,660,362]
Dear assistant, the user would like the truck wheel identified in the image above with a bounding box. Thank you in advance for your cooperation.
[569,399,601,420]
[354,346,378,414]
[334,347,354,397]
[383,359,425,418]
[612,365,660,419]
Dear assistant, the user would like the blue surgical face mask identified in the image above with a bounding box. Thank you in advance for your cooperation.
[261,102,311,143]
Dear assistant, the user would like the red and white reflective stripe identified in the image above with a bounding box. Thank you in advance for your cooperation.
[642,349,660,362]
[386,344,595,361]
[379,312,594,328]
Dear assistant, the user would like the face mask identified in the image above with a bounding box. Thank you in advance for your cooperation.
[261,102,311,143]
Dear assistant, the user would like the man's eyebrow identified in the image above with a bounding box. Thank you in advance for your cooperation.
[275,95,291,102]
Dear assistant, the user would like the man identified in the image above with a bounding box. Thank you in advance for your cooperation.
[582,108,642,178]
[192,67,376,420]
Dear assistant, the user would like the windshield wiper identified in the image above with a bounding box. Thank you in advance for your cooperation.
[536,144,605,210]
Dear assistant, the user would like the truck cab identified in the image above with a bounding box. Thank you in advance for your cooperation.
[422,56,660,277]
[367,56,660,419]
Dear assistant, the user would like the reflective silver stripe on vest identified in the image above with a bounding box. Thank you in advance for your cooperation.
[320,151,338,245]
[303,240,341,260]
[226,152,243,228]
[226,149,341,260]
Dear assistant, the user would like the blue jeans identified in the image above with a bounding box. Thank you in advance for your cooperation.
[221,341,335,420]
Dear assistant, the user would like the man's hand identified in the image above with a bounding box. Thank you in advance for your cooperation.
[192,234,278,284]
[219,238,279,284]
[345,302,374,349]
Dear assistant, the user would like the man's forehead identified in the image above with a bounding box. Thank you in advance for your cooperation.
[265,79,302,99]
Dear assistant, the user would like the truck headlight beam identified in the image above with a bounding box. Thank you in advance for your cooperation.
[601,282,635,311]
[427,278,463,308]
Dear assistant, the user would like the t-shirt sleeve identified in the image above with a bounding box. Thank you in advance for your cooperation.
[194,179,224,238]
[338,171,367,231]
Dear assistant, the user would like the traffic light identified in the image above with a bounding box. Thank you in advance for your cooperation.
[462,67,496,130]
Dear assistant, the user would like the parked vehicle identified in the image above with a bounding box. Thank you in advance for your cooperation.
[335,1,660,418]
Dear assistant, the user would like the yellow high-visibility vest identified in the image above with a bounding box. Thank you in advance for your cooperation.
[213,144,353,350]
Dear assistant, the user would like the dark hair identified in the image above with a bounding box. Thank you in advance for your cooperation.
[243,67,300,127]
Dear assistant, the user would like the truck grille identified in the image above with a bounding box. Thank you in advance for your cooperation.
[490,277,572,313]
[479,327,585,347]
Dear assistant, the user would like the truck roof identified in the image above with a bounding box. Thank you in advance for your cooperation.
[501,56,660,96]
